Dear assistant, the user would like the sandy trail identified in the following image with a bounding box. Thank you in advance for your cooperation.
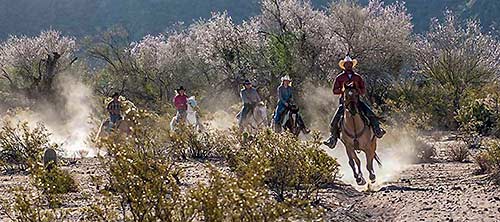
[323,133,500,221]
[0,132,499,221]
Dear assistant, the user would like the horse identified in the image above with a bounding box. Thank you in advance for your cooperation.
[95,118,133,140]
[170,96,203,131]
[238,102,268,133]
[340,82,382,186]
[276,104,307,136]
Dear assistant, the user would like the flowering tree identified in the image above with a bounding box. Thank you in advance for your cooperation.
[326,0,413,103]
[0,30,77,102]
[415,12,500,113]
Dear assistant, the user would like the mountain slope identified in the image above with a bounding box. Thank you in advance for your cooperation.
[0,0,497,40]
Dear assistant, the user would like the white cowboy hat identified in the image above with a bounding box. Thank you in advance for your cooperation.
[281,75,292,82]
[338,55,358,70]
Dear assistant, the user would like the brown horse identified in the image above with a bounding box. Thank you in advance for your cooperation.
[95,119,132,141]
[340,83,382,186]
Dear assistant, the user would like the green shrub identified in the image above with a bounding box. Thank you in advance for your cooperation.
[230,130,340,202]
[96,109,194,222]
[189,167,316,221]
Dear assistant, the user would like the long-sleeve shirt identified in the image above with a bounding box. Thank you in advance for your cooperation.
[240,88,261,105]
[173,94,189,110]
[277,85,293,106]
[332,71,366,96]
[107,100,121,115]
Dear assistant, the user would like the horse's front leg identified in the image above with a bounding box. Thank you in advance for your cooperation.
[348,147,366,186]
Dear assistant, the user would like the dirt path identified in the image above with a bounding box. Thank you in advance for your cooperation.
[0,133,498,221]
[324,133,500,222]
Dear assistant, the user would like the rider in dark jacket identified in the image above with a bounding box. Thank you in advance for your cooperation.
[239,80,262,130]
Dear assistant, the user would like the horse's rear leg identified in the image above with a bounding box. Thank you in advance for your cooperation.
[366,140,377,183]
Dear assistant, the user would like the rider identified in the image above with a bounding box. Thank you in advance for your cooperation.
[107,92,122,129]
[323,55,386,148]
[273,75,309,133]
[239,79,262,130]
[173,86,189,123]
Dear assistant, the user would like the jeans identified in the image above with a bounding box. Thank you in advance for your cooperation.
[274,104,287,124]
[239,103,255,126]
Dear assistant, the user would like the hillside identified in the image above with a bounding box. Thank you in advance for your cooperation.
[0,0,498,40]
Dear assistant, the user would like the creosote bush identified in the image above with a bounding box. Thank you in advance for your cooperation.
[166,125,236,160]
[230,129,340,202]
[0,120,59,171]
[189,167,319,221]
[447,143,470,163]
[476,141,500,184]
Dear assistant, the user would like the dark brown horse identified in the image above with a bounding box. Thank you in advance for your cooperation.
[341,83,382,186]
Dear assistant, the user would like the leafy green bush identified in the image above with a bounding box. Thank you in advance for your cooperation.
[229,130,340,202]
[189,167,317,221]
[96,109,194,222]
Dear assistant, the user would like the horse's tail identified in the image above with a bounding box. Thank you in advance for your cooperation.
[374,152,382,167]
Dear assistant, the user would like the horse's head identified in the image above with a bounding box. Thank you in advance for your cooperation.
[343,82,360,115]
[187,96,198,110]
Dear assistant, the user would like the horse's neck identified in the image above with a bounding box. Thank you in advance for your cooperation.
[343,111,365,130]
[187,105,195,113]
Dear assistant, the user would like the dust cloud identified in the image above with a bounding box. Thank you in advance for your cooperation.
[4,73,97,158]
[324,127,417,191]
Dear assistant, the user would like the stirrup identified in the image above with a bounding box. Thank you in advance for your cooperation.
[323,136,338,148]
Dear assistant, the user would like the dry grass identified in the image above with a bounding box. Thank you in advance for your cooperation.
[447,143,470,162]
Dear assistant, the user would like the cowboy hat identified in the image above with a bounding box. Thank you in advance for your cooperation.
[243,79,252,85]
[339,55,358,70]
[281,75,292,82]
[111,92,120,98]
[176,86,186,91]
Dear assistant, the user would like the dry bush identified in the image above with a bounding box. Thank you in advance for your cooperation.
[414,138,437,163]
[475,141,500,184]
[0,120,60,171]
[1,187,71,222]
[166,125,237,160]
[447,143,470,162]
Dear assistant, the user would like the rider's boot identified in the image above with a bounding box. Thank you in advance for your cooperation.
[323,117,340,148]
[323,106,343,148]
[359,102,386,138]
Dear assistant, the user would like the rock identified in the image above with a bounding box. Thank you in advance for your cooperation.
[43,148,57,170]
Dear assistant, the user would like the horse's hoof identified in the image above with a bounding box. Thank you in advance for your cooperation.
[356,177,366,186]
[369,174,376,183]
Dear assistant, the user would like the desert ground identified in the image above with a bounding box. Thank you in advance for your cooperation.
[0,131,498,222]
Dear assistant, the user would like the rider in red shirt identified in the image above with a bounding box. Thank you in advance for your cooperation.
[323,55,386,148]
[173,86,189,123]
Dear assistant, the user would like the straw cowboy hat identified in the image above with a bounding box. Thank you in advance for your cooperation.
[281,75,292,82]
[339,55,358,70]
